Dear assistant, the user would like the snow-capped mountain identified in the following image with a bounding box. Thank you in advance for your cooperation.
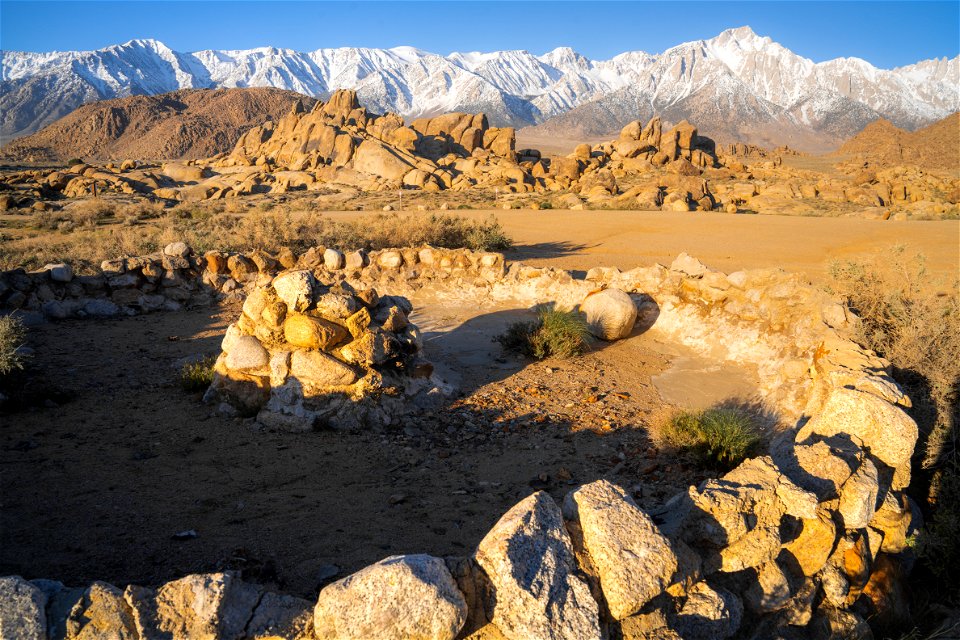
[2,26,957,149]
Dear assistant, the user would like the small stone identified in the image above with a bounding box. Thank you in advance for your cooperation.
[345,307,372,338]
[163,241,191,258]
[323,249,345,270]
[43,263,73,282]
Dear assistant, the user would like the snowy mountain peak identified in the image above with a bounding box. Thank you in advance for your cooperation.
[2,29,957,147]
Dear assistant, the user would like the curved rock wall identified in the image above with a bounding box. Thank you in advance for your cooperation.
[1,244,919,640]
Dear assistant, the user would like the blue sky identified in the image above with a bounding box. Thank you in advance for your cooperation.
[1,1,958,68]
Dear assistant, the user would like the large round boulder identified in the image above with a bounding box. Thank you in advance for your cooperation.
[581,288,638,341]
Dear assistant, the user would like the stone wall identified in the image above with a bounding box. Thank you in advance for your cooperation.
[0,245,919,639]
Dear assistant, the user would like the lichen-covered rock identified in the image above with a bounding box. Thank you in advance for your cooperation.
[796,388,918,469]
[581,288,637,340]
[246,592,314,639]
[781,509,837,577]
[562,480,677,619]
[475,491,601,640]
[313,554,466,640]
[674,582,743,640]
[868,492,913,554]
[272,270,316,312]
[0,576,46,640]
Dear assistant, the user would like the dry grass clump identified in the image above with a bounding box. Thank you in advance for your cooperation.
[660,407,761,469]
[178,355,217,392]
[0,315,28,376]
[497,306,590,359]
[829,246,960,587]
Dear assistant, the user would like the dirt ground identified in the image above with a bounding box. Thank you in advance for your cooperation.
[1,296,742,597]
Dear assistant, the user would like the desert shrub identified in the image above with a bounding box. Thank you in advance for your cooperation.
[538,201,554,210]
[661,407,761,469]
[0,315,28,376]
[68,199,114,228]
[65,158,83,166]
[497,306,590,359]
[178,355,217,392]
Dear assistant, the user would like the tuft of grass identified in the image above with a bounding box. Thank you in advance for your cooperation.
[661,407,761,469]
[497,306,590,360]
[178,355,216,392]
[0,315,28,376]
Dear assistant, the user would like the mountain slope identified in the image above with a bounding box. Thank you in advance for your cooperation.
[2,27,957,149]
[832,112,960,172]
[0,88,315,161]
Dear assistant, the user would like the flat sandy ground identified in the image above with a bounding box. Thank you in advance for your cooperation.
[333,209,960,287]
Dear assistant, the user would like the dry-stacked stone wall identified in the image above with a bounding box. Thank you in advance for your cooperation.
[1,243,919,640]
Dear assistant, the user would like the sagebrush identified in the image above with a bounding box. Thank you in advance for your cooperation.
[178,356,217,393]
[660,407,761,469]
[497,306,590,359]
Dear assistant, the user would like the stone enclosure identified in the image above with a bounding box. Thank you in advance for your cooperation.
[0,242,918,640]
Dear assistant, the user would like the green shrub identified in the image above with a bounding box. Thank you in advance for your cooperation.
[497,306,590,359]
[0,315,28,376]
[178,355,216,392]
[661,407,761,469]
[66,158,83,166]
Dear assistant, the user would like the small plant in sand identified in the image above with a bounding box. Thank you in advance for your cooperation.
[178,355,217,392]
[497,306,590,359]
[0,315,28,376]
[661,407,761,469]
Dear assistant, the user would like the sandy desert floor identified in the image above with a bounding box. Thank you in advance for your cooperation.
[326,208,960,287]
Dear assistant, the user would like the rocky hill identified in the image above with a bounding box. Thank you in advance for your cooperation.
[833,112,960,172]
[0,88,316,162]
[2,27,957,149]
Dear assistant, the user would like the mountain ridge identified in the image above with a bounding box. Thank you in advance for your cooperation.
[2,26,958,150]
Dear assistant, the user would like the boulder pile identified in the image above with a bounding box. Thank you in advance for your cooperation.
[203,267,437,430]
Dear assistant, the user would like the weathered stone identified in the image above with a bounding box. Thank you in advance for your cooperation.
[272,270,316,312]
[581,288,637,340]
[377,251,404,269]
[66,581,138,640]
[562,480,677,619]
[43,263,73,283]
[314,554,466,640]
[246,592,313,640]
[323,249,345,270]
[869,492,913,554]
[284,314,348,350]
[83,299,120,317]
[345,307,371,338]
[314,293,359,320]
[340,331,397,366]
[795,388,918,469]
[744,561,792,613]
[163,241,191,258]
[837,456,880,529]
[781,509,837,576]
[289,350,358,387]
[475,491,601,640]
[0,576,46,640]
[151,572,261,640]
[224,335,269,371]
[675,582,742,640]
[670,252,710,277]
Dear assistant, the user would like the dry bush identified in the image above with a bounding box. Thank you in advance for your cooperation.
[68,199,115,228]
